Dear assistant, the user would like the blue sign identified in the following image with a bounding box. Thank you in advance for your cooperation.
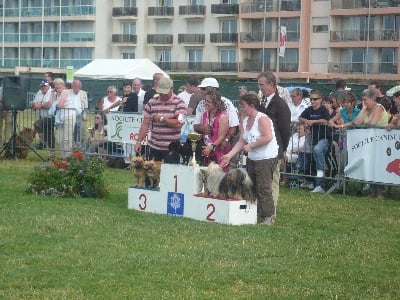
[167,192,184,216]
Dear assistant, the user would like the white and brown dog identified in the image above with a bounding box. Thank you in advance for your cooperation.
[205,162,226,197]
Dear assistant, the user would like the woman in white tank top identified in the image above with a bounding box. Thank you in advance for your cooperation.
[221,93,279,225]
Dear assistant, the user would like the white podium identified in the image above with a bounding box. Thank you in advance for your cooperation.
[128,164,257,225]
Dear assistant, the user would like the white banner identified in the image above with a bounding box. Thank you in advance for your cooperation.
[279,26,286,58]
[345,128,400,184]
[107,112,145,144]
[107,112,195,145]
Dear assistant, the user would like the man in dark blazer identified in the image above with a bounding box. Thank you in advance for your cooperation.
[257,72,291,216]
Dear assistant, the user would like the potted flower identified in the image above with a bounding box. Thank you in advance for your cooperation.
[27,151,108,198]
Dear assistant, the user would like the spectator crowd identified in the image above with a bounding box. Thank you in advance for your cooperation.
[1,71,399,222]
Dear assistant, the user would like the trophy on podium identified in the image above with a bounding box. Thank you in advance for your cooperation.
[199,168,208,195]
[187,132,201,167]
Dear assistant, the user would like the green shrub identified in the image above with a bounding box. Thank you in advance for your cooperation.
[27,151,108,198]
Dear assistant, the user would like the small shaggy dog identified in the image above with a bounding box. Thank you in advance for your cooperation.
[130,155,146,187]
[219,168,256,203]
[205,162,255,203]
[143,158,162,189]
[4,127,35,159]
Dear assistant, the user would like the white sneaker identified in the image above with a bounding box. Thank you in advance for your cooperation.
[311,186,325,193]
[262,216,276,226]
[362,184,371,192]
[300,182,313,189]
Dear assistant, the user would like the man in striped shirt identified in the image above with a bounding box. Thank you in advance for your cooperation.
[134,77,187,161]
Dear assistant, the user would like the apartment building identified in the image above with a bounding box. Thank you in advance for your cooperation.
[1,0,399,81]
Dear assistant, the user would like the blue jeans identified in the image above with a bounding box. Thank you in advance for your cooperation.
[313,139,328,187]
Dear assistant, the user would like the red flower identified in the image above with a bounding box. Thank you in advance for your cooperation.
[54,160,68,169]
[73,152,84,160]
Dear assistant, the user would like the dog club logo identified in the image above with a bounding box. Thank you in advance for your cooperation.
[110,121,123,140]
[167,192,184,216]
[386,141,400,176]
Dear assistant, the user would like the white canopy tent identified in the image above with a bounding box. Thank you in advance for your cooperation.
[73,58,169,80]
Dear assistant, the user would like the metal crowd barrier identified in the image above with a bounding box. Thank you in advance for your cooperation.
[1,108,399,196]
[0,108,128,161]
[282,122,347,195]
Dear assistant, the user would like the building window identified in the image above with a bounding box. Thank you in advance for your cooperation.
[121,52,135,59]
[122,0,136,6]
[280,18,300,41]
[156,49,171,70]
[311,48,327,63]
[220,49,236,71]
[381,48,398,73]
[189,0,204,5]
[221,19,237,34]
[73,47,92,60]
[158,0,173,7]
[341,48,365,73]
[122,22,136,35]
[74,0,93,5]
[312,17,328,33]
[188,49,203,71]
[279,48,298,72]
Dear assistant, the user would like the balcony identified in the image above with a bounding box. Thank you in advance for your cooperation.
[148,6,174,17]
[179,5,206,17]
[2,5,95,17]
[178,34,205,44]
[240,30,299,43]
[62,32,95,42]
[330,30,399,42]
[2,33,19,42]
[240,31,277,43]
[331,0,400,9]
[44,6,95,16]
[211,4,239,14]
[210,33,238,43]
[241,0,301,13]
[241,1,273,13]
[147,34,173,44]
[328,62,398,74]
[279,62,299,72]
[239,60,298,72]
[112,34,137,44]
[283,0,301,11]
[112,7,138,18]
[239,60,276,73]
[2,58,91,69]
[153,62,237,73]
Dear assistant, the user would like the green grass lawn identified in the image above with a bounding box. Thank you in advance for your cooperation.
[0,153,399,299]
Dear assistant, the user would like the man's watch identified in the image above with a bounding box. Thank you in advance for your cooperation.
[159,116,164,123]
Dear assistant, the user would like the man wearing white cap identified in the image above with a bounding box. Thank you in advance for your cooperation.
[193,77,240,168]
[134,77,187,161]
[32,79,54,150]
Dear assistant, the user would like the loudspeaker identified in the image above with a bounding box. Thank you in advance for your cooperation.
[2,76,29,110]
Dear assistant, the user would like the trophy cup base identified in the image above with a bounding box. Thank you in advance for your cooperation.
[188,153,198,167]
